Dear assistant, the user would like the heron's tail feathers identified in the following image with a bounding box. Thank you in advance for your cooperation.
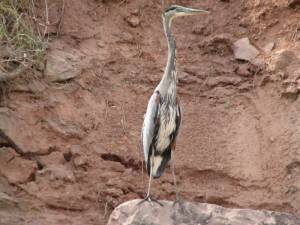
[147,148,171,179]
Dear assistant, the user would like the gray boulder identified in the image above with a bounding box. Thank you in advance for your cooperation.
[233,37,259,61]
[44,49,84,82]
[107,199,300,225]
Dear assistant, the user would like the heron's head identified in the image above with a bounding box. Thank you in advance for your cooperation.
[163,5,210,24]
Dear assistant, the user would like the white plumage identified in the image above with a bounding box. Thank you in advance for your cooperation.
[156,104,177,151]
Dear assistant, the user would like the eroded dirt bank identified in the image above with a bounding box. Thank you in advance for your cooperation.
[0,0,299,224]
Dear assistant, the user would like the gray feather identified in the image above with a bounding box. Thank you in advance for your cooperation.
[142,92,160,162]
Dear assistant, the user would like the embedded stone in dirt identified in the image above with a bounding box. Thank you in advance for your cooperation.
[233,37,259,61]
[200,34,232,56]
[269,50,297,72]
[263,42,275,54]
[235,64,252,77]
[297,79,300,90]
[0,148,37,184]
[206,76,242,87]
[0,45,14,58]
[289,0,300,8]
[43,195,88,212]
[250,55,265,70]
[281,84,299,99]
[107,199,300,225]
[287,68,300,80]
[65,145,89,169]
[73,156,88,169]
[0,192,18,209]
[192,22,212,36]
[179,71,201,84]
[0,191,23,225]
[12,80,46,93]
[43,118,86,140]
[37,165,75,183]
[125,15,140,27]
[45,49,84,82]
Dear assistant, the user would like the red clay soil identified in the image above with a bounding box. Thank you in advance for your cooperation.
[0,0,300,224]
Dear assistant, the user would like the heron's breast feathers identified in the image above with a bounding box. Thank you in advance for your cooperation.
[155,105,178,151]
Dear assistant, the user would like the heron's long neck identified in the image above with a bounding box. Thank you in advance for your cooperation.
[156,17,177,97]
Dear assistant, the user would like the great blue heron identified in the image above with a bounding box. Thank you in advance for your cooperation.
[141,5,210,204]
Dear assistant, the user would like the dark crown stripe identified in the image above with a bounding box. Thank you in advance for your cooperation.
[164,5,178,13]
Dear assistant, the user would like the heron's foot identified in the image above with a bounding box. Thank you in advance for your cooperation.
[172,194,184,207]
[172,195,190,215]
[137,195,163,207]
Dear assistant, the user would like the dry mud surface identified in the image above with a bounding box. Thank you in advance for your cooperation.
[0,0,300,224]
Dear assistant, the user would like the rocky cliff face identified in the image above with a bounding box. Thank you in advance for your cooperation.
[108,199,300,225]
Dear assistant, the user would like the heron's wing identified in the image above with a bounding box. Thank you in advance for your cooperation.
[168,98,181,150]
[141,91,161,162]
[174,98,181,139]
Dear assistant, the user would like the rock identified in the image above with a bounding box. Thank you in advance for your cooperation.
[282,84,299,99]
[289,0,300,8]
[38,165,75,183]
[0,45,14,58]
[45,49,83,82]
[69,145,82,156]
[233,37,260,61]
[263,42,275,54]
[285,85,298,94]
[130,8,140,16]
[12,80,46,93]
[0,192,18,209]
[193,23,212,36]
[42,189,88,211]
[104,188,123,198]
[43,118,86,139]
[65,145,89,169]
[238,82,253,91]
[206,76,242,87]
[259,75,271,86]
[37,151,65,167]
[297,79,300,90]
[287,67,300,80]
[0,192,23,225]
[27,80,46,93]
[0,213,24,225]
[107,199,300,225]
[200,34,232,56]
[269,50,297,72]
[183,66,206,78]
[116,32,135,44]
[235,64,252,77]
[125,15,140,27]
[0,148,37,184]
[250,55,265,69]
[178,71,200,84]
[73,156,88,168]
[281,78,300,99]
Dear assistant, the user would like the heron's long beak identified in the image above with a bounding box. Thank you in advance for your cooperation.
[179,7,210,16]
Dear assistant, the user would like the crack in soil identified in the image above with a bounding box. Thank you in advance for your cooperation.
[101,153,141,171]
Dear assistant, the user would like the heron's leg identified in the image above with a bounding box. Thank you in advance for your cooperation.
[171,157,189,216]
[171,157,180,201]
[146,165,153,198]
[171,154,182,204]
[138,154,163,206]
[138,174,153,205]
[171,152,185,209]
